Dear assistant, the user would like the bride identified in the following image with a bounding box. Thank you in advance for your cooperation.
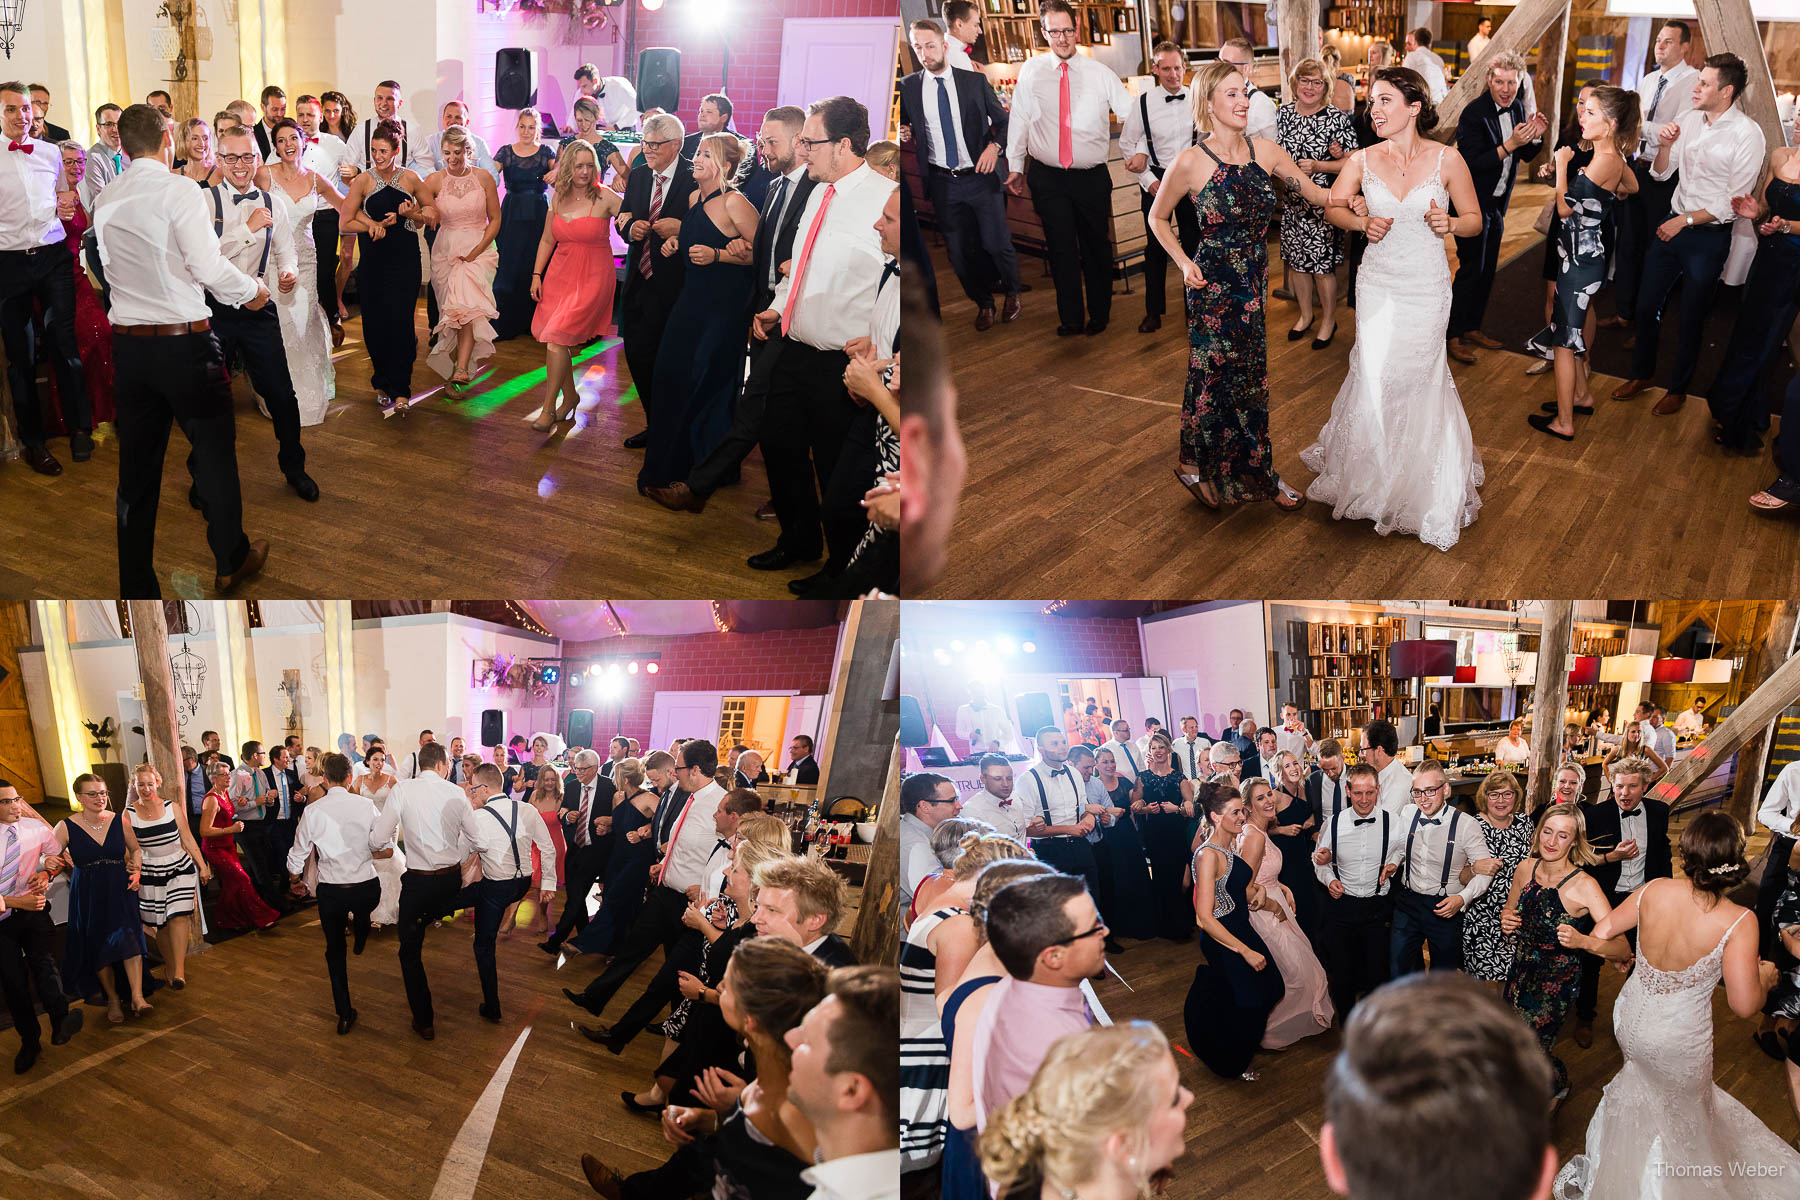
[264,119,347,427]
[1300,67,1486,552]
[1556,812,1800,1198]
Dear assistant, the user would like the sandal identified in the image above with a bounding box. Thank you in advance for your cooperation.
[1528,413,1576,442]
[1750,475,1800,512]
[1539,399,1594,416]
[107,1003,125,1025]
[1271,481,1305,512]
[1173,467,1219,510]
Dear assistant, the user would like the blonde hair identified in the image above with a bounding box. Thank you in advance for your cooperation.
[696,131,750,188]
[572,96,601,125]
[1532,804,1599,867]
[735,811,791,858]
[980,1021,1174,1196]
[754,855,847,928]
[1475,769,1521,815]
[1486,50,1529,81]
[950,832,1030,878]
[1192,59,1247,134]
[440,126,472,154]
[1607,754,1656,787]
[1289,55,1327,94]
[180,117,214,167]
[865,139,901,178]
[732,841,795,892]
[552,139,604,202]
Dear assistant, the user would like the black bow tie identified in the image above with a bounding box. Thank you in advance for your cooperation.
[1354,817,1376,826]
[232,189,260,204]
[1165,93,1187,103]
[1050,766,1070,778]
[1418,817,1441,825]
[1620,808,1642,818]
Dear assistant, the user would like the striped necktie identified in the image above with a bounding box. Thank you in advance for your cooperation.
[0,826,20,921]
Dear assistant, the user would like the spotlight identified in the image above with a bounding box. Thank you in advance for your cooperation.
[628,661,640,675]
[568,670,585,688]
[607,662,623,676]
[540,664,560,685]
[646,661,659,675]
[933,647,951,665]
[1022,641,1037,654]
[596,672,626,701]
[950,639,966,653]
[996,637,1016,656]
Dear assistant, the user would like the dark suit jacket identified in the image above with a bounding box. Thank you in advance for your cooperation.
[1307,767,1350,830]
[560,771,620,861]
[812,933,856,968]
[259,764,305,821]
[788,756,820,786]
[739,160,774,212]
[898,66,1008,181]
[619,155,695,308]
[253,121,277,160]
[43,121,71,144]
[1580,797,1673,895]
[751,170,818,315]
[733,768,771,791]
[1457,93,1542,214]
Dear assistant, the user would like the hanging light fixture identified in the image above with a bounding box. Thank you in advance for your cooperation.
[0,0,23,59]
[1600,601,1653,682]
[1693,599,1735,684]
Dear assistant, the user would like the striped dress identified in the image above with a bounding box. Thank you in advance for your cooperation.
[899,905,965,1173]
[130,803,200,927]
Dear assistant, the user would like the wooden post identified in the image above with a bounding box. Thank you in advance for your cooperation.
[1723,601,1799,827]
[127,601,183,804]
[1278,0,1321,104]
[0,603,48,807]
[851,739,904,967]
[1527,601,1575,814]
[1691,0,1786,156]
[173,0,199,124]
[1534,1,1572,156]
[1434,0,1570,139]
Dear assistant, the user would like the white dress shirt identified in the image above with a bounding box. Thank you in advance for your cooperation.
[1119,82,1199,190]
[873,255,900,360]
[1097,738,1143,782]
[1017,761,1086,829]
[1395,802,1491,902]
[462,796,557,882]
[1314,768,1348,826]
[416,129,497,180]
[595,77,640,130]
[1637,60,1699,160]
[1315,806,1401,897]
[1246,754,1281,788]
[1758,758,1800,838]
[1006,51,1134,174]
[80,140,126,210]
[1494,737,1531,767]
[370,773,471,869]
[1467,33,1490,61]
[1616,803,1651,890]
[955,702,1016,755]
[265,131,350,188]
[94,160,261,324]
[958,788,1032,843]
[945,36,976,72]
[917,66,975,170]
[347,116,425,172]
[1376,759,1413,817]
[660,780,727,893]
[1170,734,1211,780]
[1403,49,1449,103]
[1652,103,1764,224]
[1647,723,1676,762]
[1673,708,1705,736]
[1245,87,1279,144]
[1274,723,1312,762]
[899,812,938,901]
[0,134,67,251]
[771,162,896,351]
[210,180,299,285]
[287,787,379,884]
[802,1148,903,1200]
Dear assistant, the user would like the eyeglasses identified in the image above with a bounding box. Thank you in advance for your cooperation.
[1049,917,1108,947]
[1044,25,1077,38]
[77,788,108,799]
[1485,790,1516,800]
[1410,784,1446,799]
[640,137,676,150]
[98,121,119,130]
[795,137,839,150]
[219,152,259,165]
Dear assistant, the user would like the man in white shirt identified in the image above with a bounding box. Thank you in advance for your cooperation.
[1388,760,1498,976]
[752,95,898,590]
[1004,0,1134,335]
[959,754,1031,843]
[1217,37,1278,142]
[345,80,424,175]
[1646,707,1677,762]
[286,750,386,1035]
[1311,763,1401,1014]
[954,682,1016,756]
[1467,17,1493,64]
[0,82,93,478]
[1245,727,1282,788]
[1616,51,1764,418]
[1098,719,1145,783]
[1673,698,1707,737]
[900,774,961,915]
[1169,716,1212,781]
[369,741,472,1039]
[396,730,436,781]
[1275,703,1315,762]
[1609,19,1699,327]
[458,763,558,1021]
[208,126,317,504]
[1402,29,1449,104]
[1014,727,1101,898]
[1361,719,1413,816]
[1135,718,1164,758]
[573,62,639,132]
[1756,757,1800,949]
[81,103,126,210]
[944,1,982,71]
[788,967,903,1200]
[1307,738,1350,829]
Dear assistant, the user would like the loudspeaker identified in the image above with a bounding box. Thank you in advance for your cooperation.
[636,47,681,115]
[566,708,595,750]
[480,709,504,748]
[1015,692,1054,739]
[899,695,928,747]
[496,47,538,109]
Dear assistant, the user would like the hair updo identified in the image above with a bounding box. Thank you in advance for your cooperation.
[698,131,752,189]
[1680,811,1749,899]
[951,831,1031,878]
[370,118,406,150]
[1372,66,1439,133]
[1584,84,1642,158]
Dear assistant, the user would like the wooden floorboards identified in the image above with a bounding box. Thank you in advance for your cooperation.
[923,183,1799,598]
[0,305,796,599]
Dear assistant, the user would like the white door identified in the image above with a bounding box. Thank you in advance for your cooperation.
[778,18,901,141]
[1165,670,1199,730]
[782,695,827,764]
[1116,677,1170,734]
[649,692,724,752]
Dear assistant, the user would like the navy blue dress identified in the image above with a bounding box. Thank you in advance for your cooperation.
[939,974,1003,1200]
[569,794,657,955]
[1096,779,1156,940]
[493,144,555,340]
[356,177,422,399]
[62,816,147,996]
[1184,842,1284,1078]
[639,192,755,491]
[1526,169,1616,359]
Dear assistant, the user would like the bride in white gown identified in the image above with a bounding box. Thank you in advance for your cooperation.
[351,748,406,927]
[1300,67,1486,552]
[263,121,345,427]
[1556,813,1800,1199]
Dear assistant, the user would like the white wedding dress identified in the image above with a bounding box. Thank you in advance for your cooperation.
[1556,908,1800,1198]
[355,777,407,926]
[260,180,336,426]
[1299,148,1484,551]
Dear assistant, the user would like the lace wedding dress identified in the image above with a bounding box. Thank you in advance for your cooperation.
[263,182,336,426]
[1299,148,1484,551]
[1556,908,1800,1198]
[355,777,407,927]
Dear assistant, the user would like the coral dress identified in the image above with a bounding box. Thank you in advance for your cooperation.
[41,204,116,430]
[531,199,617,347]
[426,169,499,379]
[200,791,280,932]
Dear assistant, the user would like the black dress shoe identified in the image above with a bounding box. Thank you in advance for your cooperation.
[337,1009,358,1036]
[788,568,831,595]
[1083,319,1108,336]
[412,1020,434,1041]
[563,987,600,1014]
[578,1024,626,1055]
[353,925,368,956]
[288,473,320,502]
[537,939,562,956]
[51,1009,82,1046]
[747,545,821,572]
[1138,314,1161,333]
[214,540,269,594]
[190,485,205,511]
[14,1043,40,1074]
[22,446,61,476]
[69,431,94,462]
[1055,324,1082,337]
[622,430,649,449]
[478,1004,502,1023]
[620,1089,661,1115]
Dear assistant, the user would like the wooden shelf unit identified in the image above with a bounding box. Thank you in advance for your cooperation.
[979,0,1138,64]
[1290,616,1415,741]
[1326,0,1407,43]
[1570,630,1627,725]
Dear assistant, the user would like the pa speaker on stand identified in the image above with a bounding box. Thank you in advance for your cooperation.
[636,47,681,115]
[496,47,539,109]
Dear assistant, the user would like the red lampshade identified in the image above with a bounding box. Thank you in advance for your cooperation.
[1454,665,1477,683]
[1389,639,1457,679]
[1567,655,1600,686]
[1651,657,1695,684]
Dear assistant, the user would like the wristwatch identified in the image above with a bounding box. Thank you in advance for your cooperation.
[1684,214,1694,227]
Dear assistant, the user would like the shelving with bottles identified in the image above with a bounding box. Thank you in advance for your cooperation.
[1290,616,1415,740]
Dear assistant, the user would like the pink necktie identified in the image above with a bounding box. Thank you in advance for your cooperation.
[781,183,836,336]
[638,172,666,279]
[1057,62,1074,169]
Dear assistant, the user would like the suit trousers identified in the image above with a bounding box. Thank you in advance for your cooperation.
[760,339,875,572]
[549,839,607,946]
[1448,201,1507,339]
[461,875,532,1013]
[313,209,342,327]
[1320,891,1392,1018]
[1389,887,1465,977]
[1139,177,1202,317]
[1576,886,1633,1022]
[687,333,773,498]
[0,244,89,445]
[928,167,1020,308]
[619,280,677,426]
[1756,835,1796,962]
[1031,836,1101,911]
[207,300,306,480]
[397,869,465,1027]
[0,908,71,1049]
[266,817,298,899]
[315,877,380,1018]
[1612,166,1679,319]
[1026,161,1113,328]
[1629,221,1732,394]
[234,820,276,900]
[575,884,691,1020]
[1706,232,1800,444]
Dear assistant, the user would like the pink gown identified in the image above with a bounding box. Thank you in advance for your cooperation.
[426,170,499,379]
[1238,824,1334,1048]
[530,201,617,347]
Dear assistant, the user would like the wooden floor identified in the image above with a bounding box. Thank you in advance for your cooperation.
[923,183,1800,598]
[0,301,797,599]
[0,906,694,1198]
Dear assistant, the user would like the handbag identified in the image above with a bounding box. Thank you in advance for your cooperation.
[1533,194,1556,237]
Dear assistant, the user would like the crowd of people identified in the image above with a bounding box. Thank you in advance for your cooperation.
[893,699,1800,1199]
[1,64,902,598]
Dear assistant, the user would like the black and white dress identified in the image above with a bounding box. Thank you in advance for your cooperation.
[1460,814,1534,982]
[1274,102,1359,273]
[899,905,966,1172]
[130,803,200,927]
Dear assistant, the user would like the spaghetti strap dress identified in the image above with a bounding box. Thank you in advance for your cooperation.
[61,815,146,995]
[356,172,422,402]
[531,198,618,347]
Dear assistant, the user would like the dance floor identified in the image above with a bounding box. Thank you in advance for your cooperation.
[924,182,1798,597]
[0,301,795,599]
[0,901,693,1198]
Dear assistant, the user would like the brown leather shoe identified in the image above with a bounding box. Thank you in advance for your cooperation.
[974,307,996,332]
[1598,315,1631,330]
[214,540,269,594]
[1138,314,1162,333]
[1653,391,1687,416]
[646,482,706,513]
[1611,378,1652,401]
[1001,293,1022,323]
[1573,1020,1593,1049]
[580,1153,624,1200]
[1447,339,1477,365]
[1464,330,1503,350]
[23,446,62,476]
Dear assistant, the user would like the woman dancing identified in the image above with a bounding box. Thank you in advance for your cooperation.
[527,141,622,431]
[417,127,502,393]
[339,121,426,415]
[267,118,347,423]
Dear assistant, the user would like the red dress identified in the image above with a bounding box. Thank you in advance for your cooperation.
[39,204,116,430]
[200,791,279,931]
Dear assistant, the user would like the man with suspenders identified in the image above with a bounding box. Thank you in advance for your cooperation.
[1311,763,1400,1019]
[1119,40,1202,333]
[1386,759,1499,978]
[1018,727,1104,903]
[459,762,558,1023]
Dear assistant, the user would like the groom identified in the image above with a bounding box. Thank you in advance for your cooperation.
[1573,756,1672,1049]
[1447,53,1545,365]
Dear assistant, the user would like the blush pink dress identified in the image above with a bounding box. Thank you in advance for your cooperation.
[426,170,499,379]
[1238,823,1334,1048]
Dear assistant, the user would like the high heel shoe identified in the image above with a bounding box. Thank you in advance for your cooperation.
[619,1090,663,1116]
[130,1001,153,1018]
[1311,326,1335,350]
[1286,316,1314,342]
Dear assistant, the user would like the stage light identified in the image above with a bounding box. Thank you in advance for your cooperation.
[568,670,585,688]
[686,0,729,26]
[933,648,951,665]
[642,0,664,9]
[646,661,659,675]
[996,637,1016,656]
[974,640,990,654]
[596,670,626,701]
[965,645,1003,686]
[540,664,560,685]
[628,661,640,674]
[950,639,966,653]
[1021,641,1037,654]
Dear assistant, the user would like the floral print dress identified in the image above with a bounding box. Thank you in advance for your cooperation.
[1181,140,1284,503]
[1525,168,1616,358]
[1274,103,1358,273]
[1503,863,1593,1097]
[1461,815,1534,982]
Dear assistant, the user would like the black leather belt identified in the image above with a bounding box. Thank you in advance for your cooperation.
[934,164,977,177]
[0,243,66,257]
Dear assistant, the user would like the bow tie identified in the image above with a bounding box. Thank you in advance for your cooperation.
[1165,93,1187,103]
[1354,817,1376,826]
[1418,817,1441,825]
[7,140,33,154]
[233,189,261,204]
[1620,808,1642,818]
[997,799,1012,808]
[1050,767,1070,778]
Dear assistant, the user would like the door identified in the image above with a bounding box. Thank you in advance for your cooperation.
[778,18,901,141]
[1164,670,1199,732]
[1116,677,1170,735]
[782,695,826,767]
[649,692,724,752]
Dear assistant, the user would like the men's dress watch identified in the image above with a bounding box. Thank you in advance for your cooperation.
[1685,214,1695,226]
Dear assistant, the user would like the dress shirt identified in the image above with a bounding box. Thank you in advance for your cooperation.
[1245,87,1279,143]
[873,255,900,360]
[1673,709,1705,736]
[1315,807,1400,897]
[1468,33,1490,61]
[230,765,269,820]
[1097,738,1142,782]
[771,162,896,351]
[661,780,727,893]
[346,116,425,172]
[1758,759,1800,837]
[955,702,1015,755]
[1082,776,1110,844]
[1170,735,1211,780]
[1403,49,1449,103]
[1119,82,1198,189]
[0,818,59,919]
[802,1149,903,1200]
[899,812,938,904]
[1494,737,1531,766]
[185,766,208,817]
[1247,754,1281,787]
[1017,762,1086,829]
[1616,803,1650,890]
[286,787,378,884]
[1395,803,1491,902]
[957,788,1031,844]
[1637,61,1699,159]
[1376,759,1413,817]
[416,129,497,180]
[945,35,976,72]
[1647,723,1676,762]
[1005,51,1134,174]
[0,134,67,251]
[93,161,261,324]
[1315,768,1348,826]
[370,773,471,869]
[972,975,1095,1129]
[462,796,557,882]
[918,66,975,169]
[266,765,296,820]
[594,77,640,130]
[211,180,298,284]
[80,140,125,211]
[761,163,808,292]
[700,838,733,901]
[1274,723,1312,761]
[1653,104,1764,224]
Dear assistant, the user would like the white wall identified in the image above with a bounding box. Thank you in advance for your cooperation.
[1139,603,1270,740]
[446,617,561,750]
[8,0,75,138]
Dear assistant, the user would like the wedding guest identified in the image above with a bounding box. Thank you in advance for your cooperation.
[1117,41,1201,334]
[566,759,661,956]
[0,781,85,1072]
[1607,20,1698,328]
[459,764,558,1023]
[943,0,982,69]
[787,966,903,1200]
[1361,719,1412,816]
[1090,747,1155,942]
[1276,57,1358,348]
[285,752,382,1034]
[899,773,960,914]
[1217,38,1278,140]
[1571,756,1672,1048]
[173,117,219,185]
[1267,752,1322,936]
[540,748,616,954]
[560,97,629,184]
[126,762,209,989]
[1313,764,1400,1018]
[339,120,426,414]
[1495,719,1533,767]
[1307,737,1350,830]
[1276,702,1315,761]
[909,818,996,925]
[753,855,855,966]
[1599,720,1667,782]
[1237,777,1335,1046]
[1013,727,1100,901]
[213,110,240,143]
[199,761,279,932]
[1549,762,1586,811]
[524,141,619,429]
[266,117,345,425]
[1389,760,1495,976]
[514,765,563,937]
[250,85,286,159]
[492,108,556,340]
[1401,29,1448,103]
[958,755,1030,845]
[320,90,360,312]
[1186,782,1284,1079]
[1459,770,1533,988]
[53,774,149,1023]
[1613,53,1764,415]
[416,127,500,392]
[345,80,422,174]
[42,140,116,434]
[902,19,1020,332]
[616,112,692,448]
[1169,716,1211,780]
[1709,132,1800,455]
[1244,726,1282,788]
[80,102,125,210]
[27,84,70,143]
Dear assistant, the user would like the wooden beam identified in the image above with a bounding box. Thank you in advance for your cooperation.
[1691,0,1786,156]
[1278,0,1321,105]
[1650,600,1800,816]
[1724,601,1799,827]
[1533,2,1572,160]
[851,738,904,967]
[1434,0,1570,141]
[0,602,48,807]
[127,601,183,799]
[1527,601,1575,813]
